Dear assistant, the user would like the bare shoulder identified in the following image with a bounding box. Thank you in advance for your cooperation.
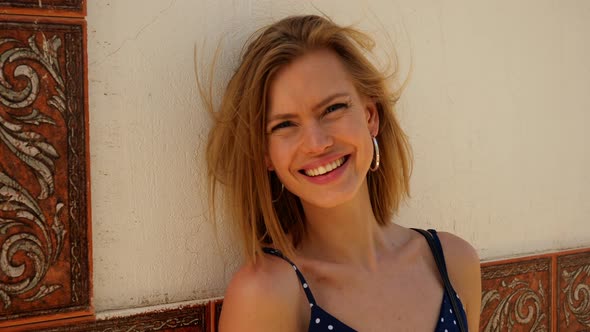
[437,231,482,330]
[436,231,479,267]
[218,253,303,332]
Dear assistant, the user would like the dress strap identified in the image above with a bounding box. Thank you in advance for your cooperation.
[262,247,317,306]
[427,229,450,274]
[411,228,468,332]
[411,229,453,286]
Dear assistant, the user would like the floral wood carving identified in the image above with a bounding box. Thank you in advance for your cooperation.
[558,251,590,331]
[0,19,89,322]
[481,278,547,332]
[562,265,590,327]
[480,258,551,332]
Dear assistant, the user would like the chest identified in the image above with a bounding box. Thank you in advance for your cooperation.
[300,260,445,331]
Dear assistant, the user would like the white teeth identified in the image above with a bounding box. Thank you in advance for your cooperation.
[304,157,345,177]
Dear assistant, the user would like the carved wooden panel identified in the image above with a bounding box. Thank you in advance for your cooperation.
[0,16,90,324]
[480,257,552,332]
[557,249,590,331]
[0,0,83,11]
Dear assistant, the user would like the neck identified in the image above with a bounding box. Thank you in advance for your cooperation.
[298,182,388,271]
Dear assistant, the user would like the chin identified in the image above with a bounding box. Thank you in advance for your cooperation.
[300,192,357,210]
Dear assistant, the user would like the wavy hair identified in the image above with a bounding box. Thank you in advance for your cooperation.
[201,15,412,261]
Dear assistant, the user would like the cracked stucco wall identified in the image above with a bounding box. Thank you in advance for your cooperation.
[87,0,590,312]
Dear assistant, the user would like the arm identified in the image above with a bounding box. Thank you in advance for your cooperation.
[438,232,482,331]
[218,259,302,332]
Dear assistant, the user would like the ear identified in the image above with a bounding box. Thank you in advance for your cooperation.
[364,98,380,137]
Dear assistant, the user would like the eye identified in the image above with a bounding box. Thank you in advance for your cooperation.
[324,102,349,115]
[270,121,294,132]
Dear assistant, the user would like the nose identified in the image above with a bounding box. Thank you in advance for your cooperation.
[301,122,333,154]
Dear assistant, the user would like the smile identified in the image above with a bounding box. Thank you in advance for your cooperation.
[301,156,349,177]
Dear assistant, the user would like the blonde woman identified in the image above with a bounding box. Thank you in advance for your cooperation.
[205,15,481,332]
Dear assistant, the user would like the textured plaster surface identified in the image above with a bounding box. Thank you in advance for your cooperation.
[87,0,590,311]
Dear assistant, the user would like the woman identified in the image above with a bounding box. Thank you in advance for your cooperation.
[205,15,481,331]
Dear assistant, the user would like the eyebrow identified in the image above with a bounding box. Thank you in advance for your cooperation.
[313,92,351,112]
[267,92,351,123]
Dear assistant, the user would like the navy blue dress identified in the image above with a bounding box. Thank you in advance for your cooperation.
[263,229,468,331]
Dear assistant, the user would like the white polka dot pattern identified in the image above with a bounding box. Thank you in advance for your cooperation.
[307,293,467,332]
[428,293,466,332]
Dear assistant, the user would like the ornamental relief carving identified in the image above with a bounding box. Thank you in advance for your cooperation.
[481,278,547,332]
[0,32,66,310]
[561,264,590,328]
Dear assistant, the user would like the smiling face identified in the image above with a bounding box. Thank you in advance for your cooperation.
[266,48,379,209]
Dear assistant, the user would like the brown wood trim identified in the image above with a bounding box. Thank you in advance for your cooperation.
[82,15,93,315]
[481,252,553,267]
[481,246,590,267]
[207,301,214,332]
[552,254,557,332]
[13,304,207,332]
[207,299,223,332]
[0,0,85,18]
[0,12,85,24]
[2,312,95,331]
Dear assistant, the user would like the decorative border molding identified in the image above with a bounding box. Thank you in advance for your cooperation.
[0,1,84,17]
[5,247,590,331]
[0,0,84,12]
[482,258,551,279]
[214,300,222,332]
[15,304,207,332]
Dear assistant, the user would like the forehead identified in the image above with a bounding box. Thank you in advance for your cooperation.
[267,49,356,112]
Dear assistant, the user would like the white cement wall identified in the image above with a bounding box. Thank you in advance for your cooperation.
[87,0,590,312]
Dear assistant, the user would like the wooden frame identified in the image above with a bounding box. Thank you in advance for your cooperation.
[0,13,91,327]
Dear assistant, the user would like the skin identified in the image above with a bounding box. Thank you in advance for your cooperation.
[219,49,481,332]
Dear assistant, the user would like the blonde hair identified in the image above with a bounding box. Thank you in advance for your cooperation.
[201,15,412,261]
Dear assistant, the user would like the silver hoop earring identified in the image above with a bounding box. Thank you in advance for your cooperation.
[272,183,284,203]
[370,136,380,172]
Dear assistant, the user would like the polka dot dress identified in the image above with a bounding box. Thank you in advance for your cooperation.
[262,229,468,331]
[435,292,467,332]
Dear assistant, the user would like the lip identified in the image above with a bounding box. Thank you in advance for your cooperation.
[298,154,350,184]
[299,154,349,171]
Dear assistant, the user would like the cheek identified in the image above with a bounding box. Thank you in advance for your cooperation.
[332,111,372,139]
[341,113,374,158]
[267,139,292,169]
